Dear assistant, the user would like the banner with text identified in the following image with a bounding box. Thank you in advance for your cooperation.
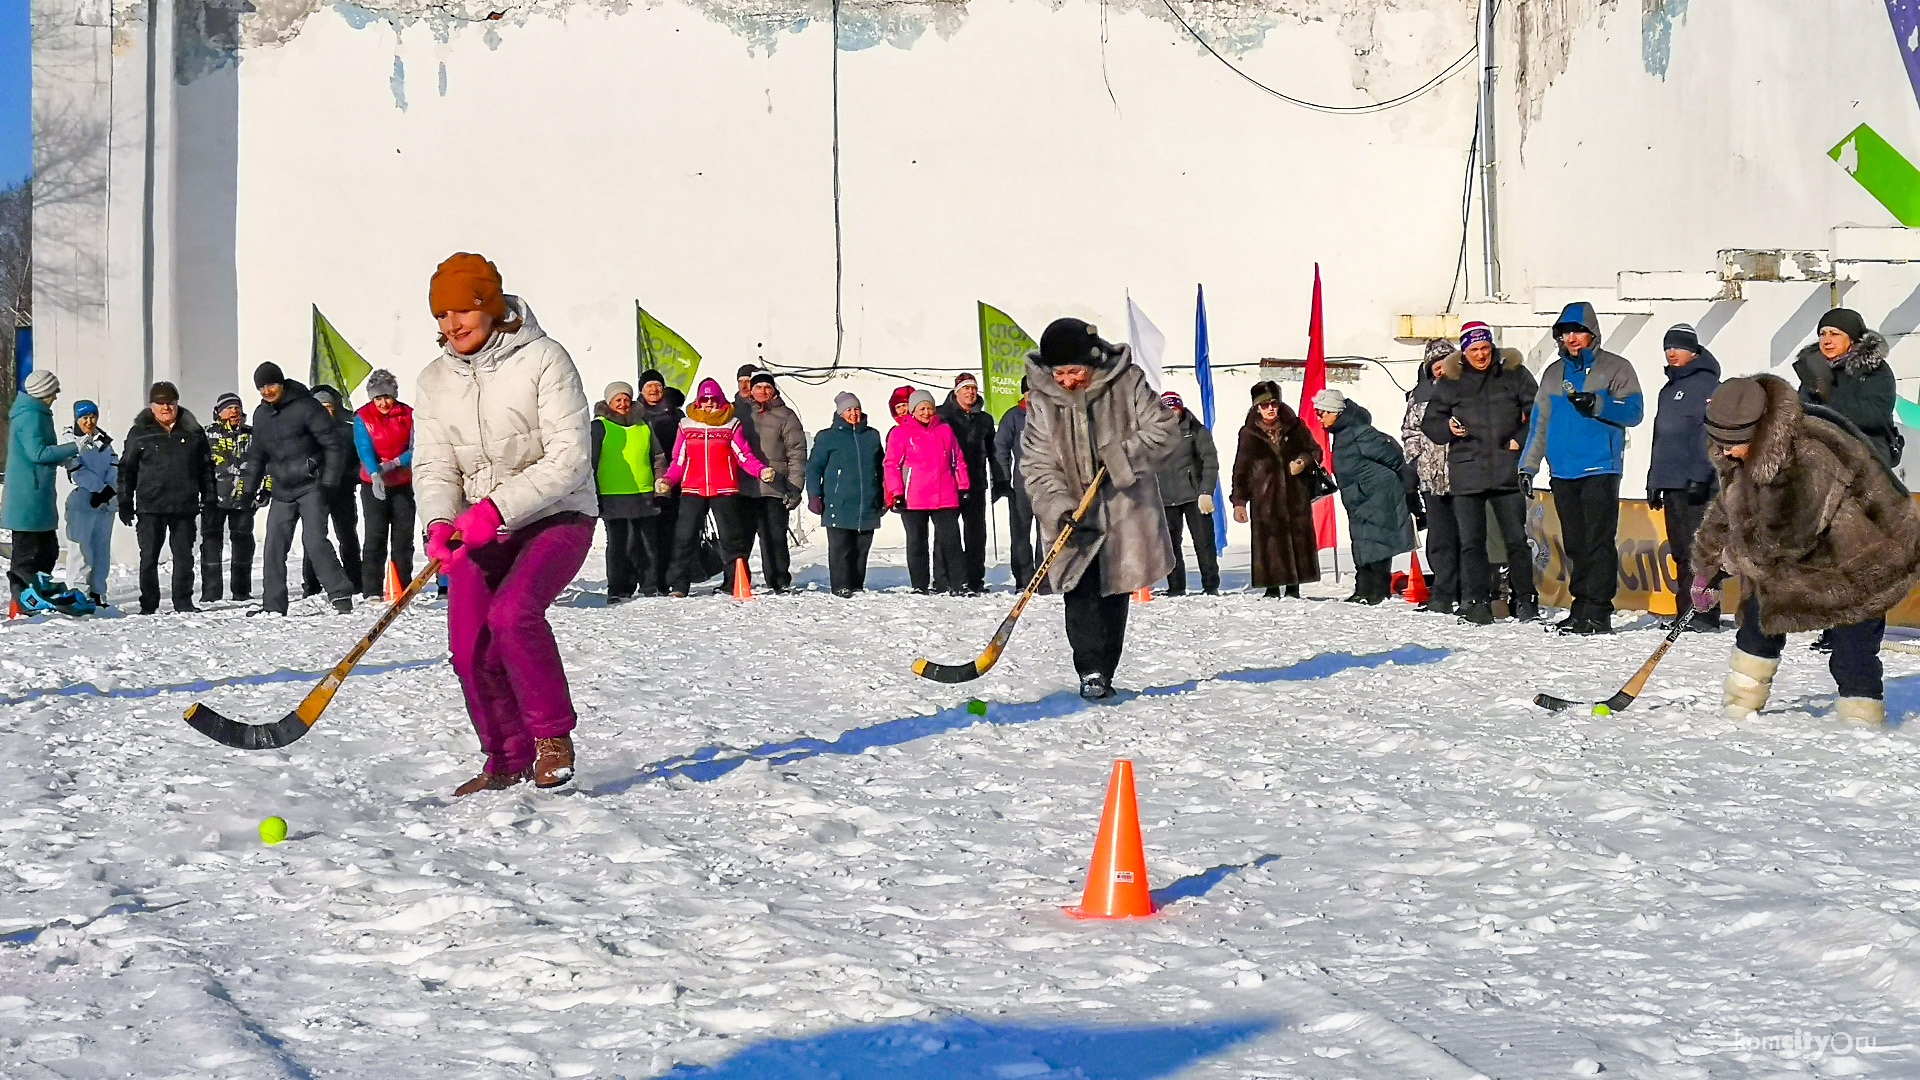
[636,305,702,393]
[978,302,1036,421]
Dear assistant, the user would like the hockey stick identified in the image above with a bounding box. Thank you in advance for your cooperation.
[1534,602,1693,712]
[183,558,444,749]
[913,467,1107,683]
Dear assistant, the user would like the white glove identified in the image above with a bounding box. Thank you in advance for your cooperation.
[1198,494,1215,516]
[368,472,388,501]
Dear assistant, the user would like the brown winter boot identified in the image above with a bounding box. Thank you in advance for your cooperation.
[453,765,531,798]
[534,736,575,789]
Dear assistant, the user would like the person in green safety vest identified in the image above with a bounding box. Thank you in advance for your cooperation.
[591,381,669,603]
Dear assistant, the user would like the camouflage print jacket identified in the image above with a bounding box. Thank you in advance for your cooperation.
[207,418,266,509]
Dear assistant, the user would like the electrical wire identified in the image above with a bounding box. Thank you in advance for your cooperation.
[1445,102,1480,312]
[1158,0,1478,115]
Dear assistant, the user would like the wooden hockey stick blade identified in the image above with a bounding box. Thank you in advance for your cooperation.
[182,558,443,749]
[1534,693,1579,712]
[912,468,1107,684]
[1534,606,1693,713]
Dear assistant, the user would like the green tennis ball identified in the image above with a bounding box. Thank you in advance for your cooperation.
[967,699,988,716]
[1591,704,1612,716]
[258,816,288,845]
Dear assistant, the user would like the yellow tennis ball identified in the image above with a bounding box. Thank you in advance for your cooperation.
[258,816,288,845]
[1591,704,1611,716]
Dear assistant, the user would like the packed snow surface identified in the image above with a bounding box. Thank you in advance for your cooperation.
[7,550,1920,1078]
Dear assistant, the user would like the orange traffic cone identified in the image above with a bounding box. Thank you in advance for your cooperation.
[1064,759,1155,920]
[731,558,754,600]
[384,560,403,604]
[1132,587,1152,603]
[6,596,17,620]
[1404,550,1431,604]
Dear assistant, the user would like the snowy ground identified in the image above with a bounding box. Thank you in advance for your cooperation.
[8,542,1920,1079]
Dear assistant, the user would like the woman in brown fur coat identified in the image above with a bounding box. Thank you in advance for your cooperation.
[1230,381,1322,598]
[1690,374,1920,724]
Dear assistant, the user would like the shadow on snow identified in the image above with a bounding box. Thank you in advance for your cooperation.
[0,656,446,709]
[1149,855,1281,908]
[654,1014,1278,1080]
[597,645,1449,795]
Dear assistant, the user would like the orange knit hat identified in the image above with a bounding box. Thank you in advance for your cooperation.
[429,252,507,319]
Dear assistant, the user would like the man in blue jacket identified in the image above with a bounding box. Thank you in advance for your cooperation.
[1522,302,1644,635]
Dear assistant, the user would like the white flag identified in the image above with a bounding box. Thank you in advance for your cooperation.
[1126,294,1166,393]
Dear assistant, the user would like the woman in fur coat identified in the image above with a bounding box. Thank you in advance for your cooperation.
[1229,382,1322,598]
[1691,374,1920,725]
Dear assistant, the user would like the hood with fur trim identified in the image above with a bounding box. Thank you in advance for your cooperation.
[1796,329,1889,381]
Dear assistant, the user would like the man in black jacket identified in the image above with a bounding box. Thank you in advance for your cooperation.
[202,392,258,603]
[992,383,1041,592]
[634,368,684,596]
[118,382,216,614]
[1155,391,1220,595]
[239,364,355,615]
[1422,323,1541,625]
[301,384,364,598]
[1646,324,1721,631]
[938,373,1006,594]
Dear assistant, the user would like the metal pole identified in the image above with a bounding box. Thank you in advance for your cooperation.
[1476,0,1502,299]
[141,0,161,390]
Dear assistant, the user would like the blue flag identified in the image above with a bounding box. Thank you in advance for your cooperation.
[1195,284,1227,554]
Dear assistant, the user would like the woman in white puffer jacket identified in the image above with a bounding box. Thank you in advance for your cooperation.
[413,252,597,797]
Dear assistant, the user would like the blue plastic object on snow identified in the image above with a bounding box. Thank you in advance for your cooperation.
[12,571,96,616]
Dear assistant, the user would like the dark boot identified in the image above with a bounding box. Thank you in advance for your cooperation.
[1458,602,1494,625]
[1079,673,1114,701]
[1511,597,1540,623]
[1687,606,1724,632]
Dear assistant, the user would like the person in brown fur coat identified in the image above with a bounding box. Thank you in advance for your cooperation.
[1690,374,1920,724]
[1230,381,1322,598]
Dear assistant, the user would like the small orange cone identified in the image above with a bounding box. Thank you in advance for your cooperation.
[1404,551,1431,604]
[1065,759,1155,919]
[1132,587,1152,603]
[6,596,17,620]
[384,560,403,604]
[731,558,754,600]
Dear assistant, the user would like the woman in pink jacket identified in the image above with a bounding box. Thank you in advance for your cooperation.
[884,389,970,594]
[656,377,773,596]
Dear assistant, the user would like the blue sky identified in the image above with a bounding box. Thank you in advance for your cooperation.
[1,0,27,188]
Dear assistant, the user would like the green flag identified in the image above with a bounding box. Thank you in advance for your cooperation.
[310,306,372,401]
[1831,124,1920,227]
[637,304,702,393]
[977,302,1036,421]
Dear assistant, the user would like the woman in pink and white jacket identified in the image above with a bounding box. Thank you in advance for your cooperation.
[656,377,773,596]
[884,389,970,594]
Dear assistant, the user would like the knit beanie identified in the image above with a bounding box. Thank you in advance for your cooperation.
[1705,377,1768,445]
[889,385,915,414]
[736,364,760,380]
[907,389,935,411]
[1458,321,1494,352]
[23,370,58,400]
[1424,338,1458,363]
[1663,323,1701,355]
[148,381,180,406]
[1161,390,1184,409]
[954,372,978,388]
[835,392,862,414]
[214,392,242,414]
[428,252,507,319]
[73,399,98,420]
[1312,388,1348,414]
[311,385,342,410]
[604,381,635,403]
[253,362,285,389]
[365,369,400,400]
[694,377,726,405]
[750,371,777,390]
[638,368,666,390]
[1034,318,1113,368]
[1817,308,1868,346]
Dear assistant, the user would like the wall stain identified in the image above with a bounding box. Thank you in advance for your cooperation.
[1640,0,1686,79]
[391,54,408,109]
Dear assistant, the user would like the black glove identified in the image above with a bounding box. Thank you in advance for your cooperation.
[119,507,135,527]
[1521,475,1537,501]
[1413,512,1428,532]
[1567,391,1601,418]
[783,491,803,512]
[1686,479,1712,505]
[90,486,114,508]
[807,494,824,516]
[1647,489,1664,511]
[890,494,907,513]
[255,488,272,509]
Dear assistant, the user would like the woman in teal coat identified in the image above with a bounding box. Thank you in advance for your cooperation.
[3,371,80,604]
[805,392,885,596]
[1314,389,1414,605]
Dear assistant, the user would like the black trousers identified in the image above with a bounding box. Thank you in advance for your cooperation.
[956,488,988,592]
[303,484,363,596]
[1550,475,1621,617]
[901,507,964,593]
[668,493,752,594]
[1351,558,1392,601]
[1163,503,1220,594]
[1658,491,1716,611]
[1065,551,1130,680]
[1737,592,1886,699]
[826,527,875,593]
[266,490,353,613]
[1423,491,1461,604]
[199,506,256,601]
[359,482,417,597]
[604,515,660,599]
[1008,486,1040,592]
[8,529,59,603]
[136,511,198,612]
[651,494,681,595]
[742,495,793,591]
[1454,490,1532,606]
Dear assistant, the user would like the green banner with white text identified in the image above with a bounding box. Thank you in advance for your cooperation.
[637,305,702,393]
[977,302,1035,421]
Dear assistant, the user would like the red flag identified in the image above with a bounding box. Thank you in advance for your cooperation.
[1299,265,1338,549]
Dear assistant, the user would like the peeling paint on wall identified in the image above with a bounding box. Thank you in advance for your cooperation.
[1512,0,1617,145]
[391,55,408,109]
[1640,0,1686,78]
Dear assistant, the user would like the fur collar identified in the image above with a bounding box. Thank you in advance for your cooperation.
[1440,348,1527,380]
[1795,329,1889,380]
[685,401,735,426]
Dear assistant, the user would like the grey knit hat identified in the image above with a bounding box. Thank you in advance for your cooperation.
[835,392,861,413]
[23,370,58,400]
[604,381,635,403]
[365,369,400,400]
[1312,388,1348,414]
[907,389,935,411]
